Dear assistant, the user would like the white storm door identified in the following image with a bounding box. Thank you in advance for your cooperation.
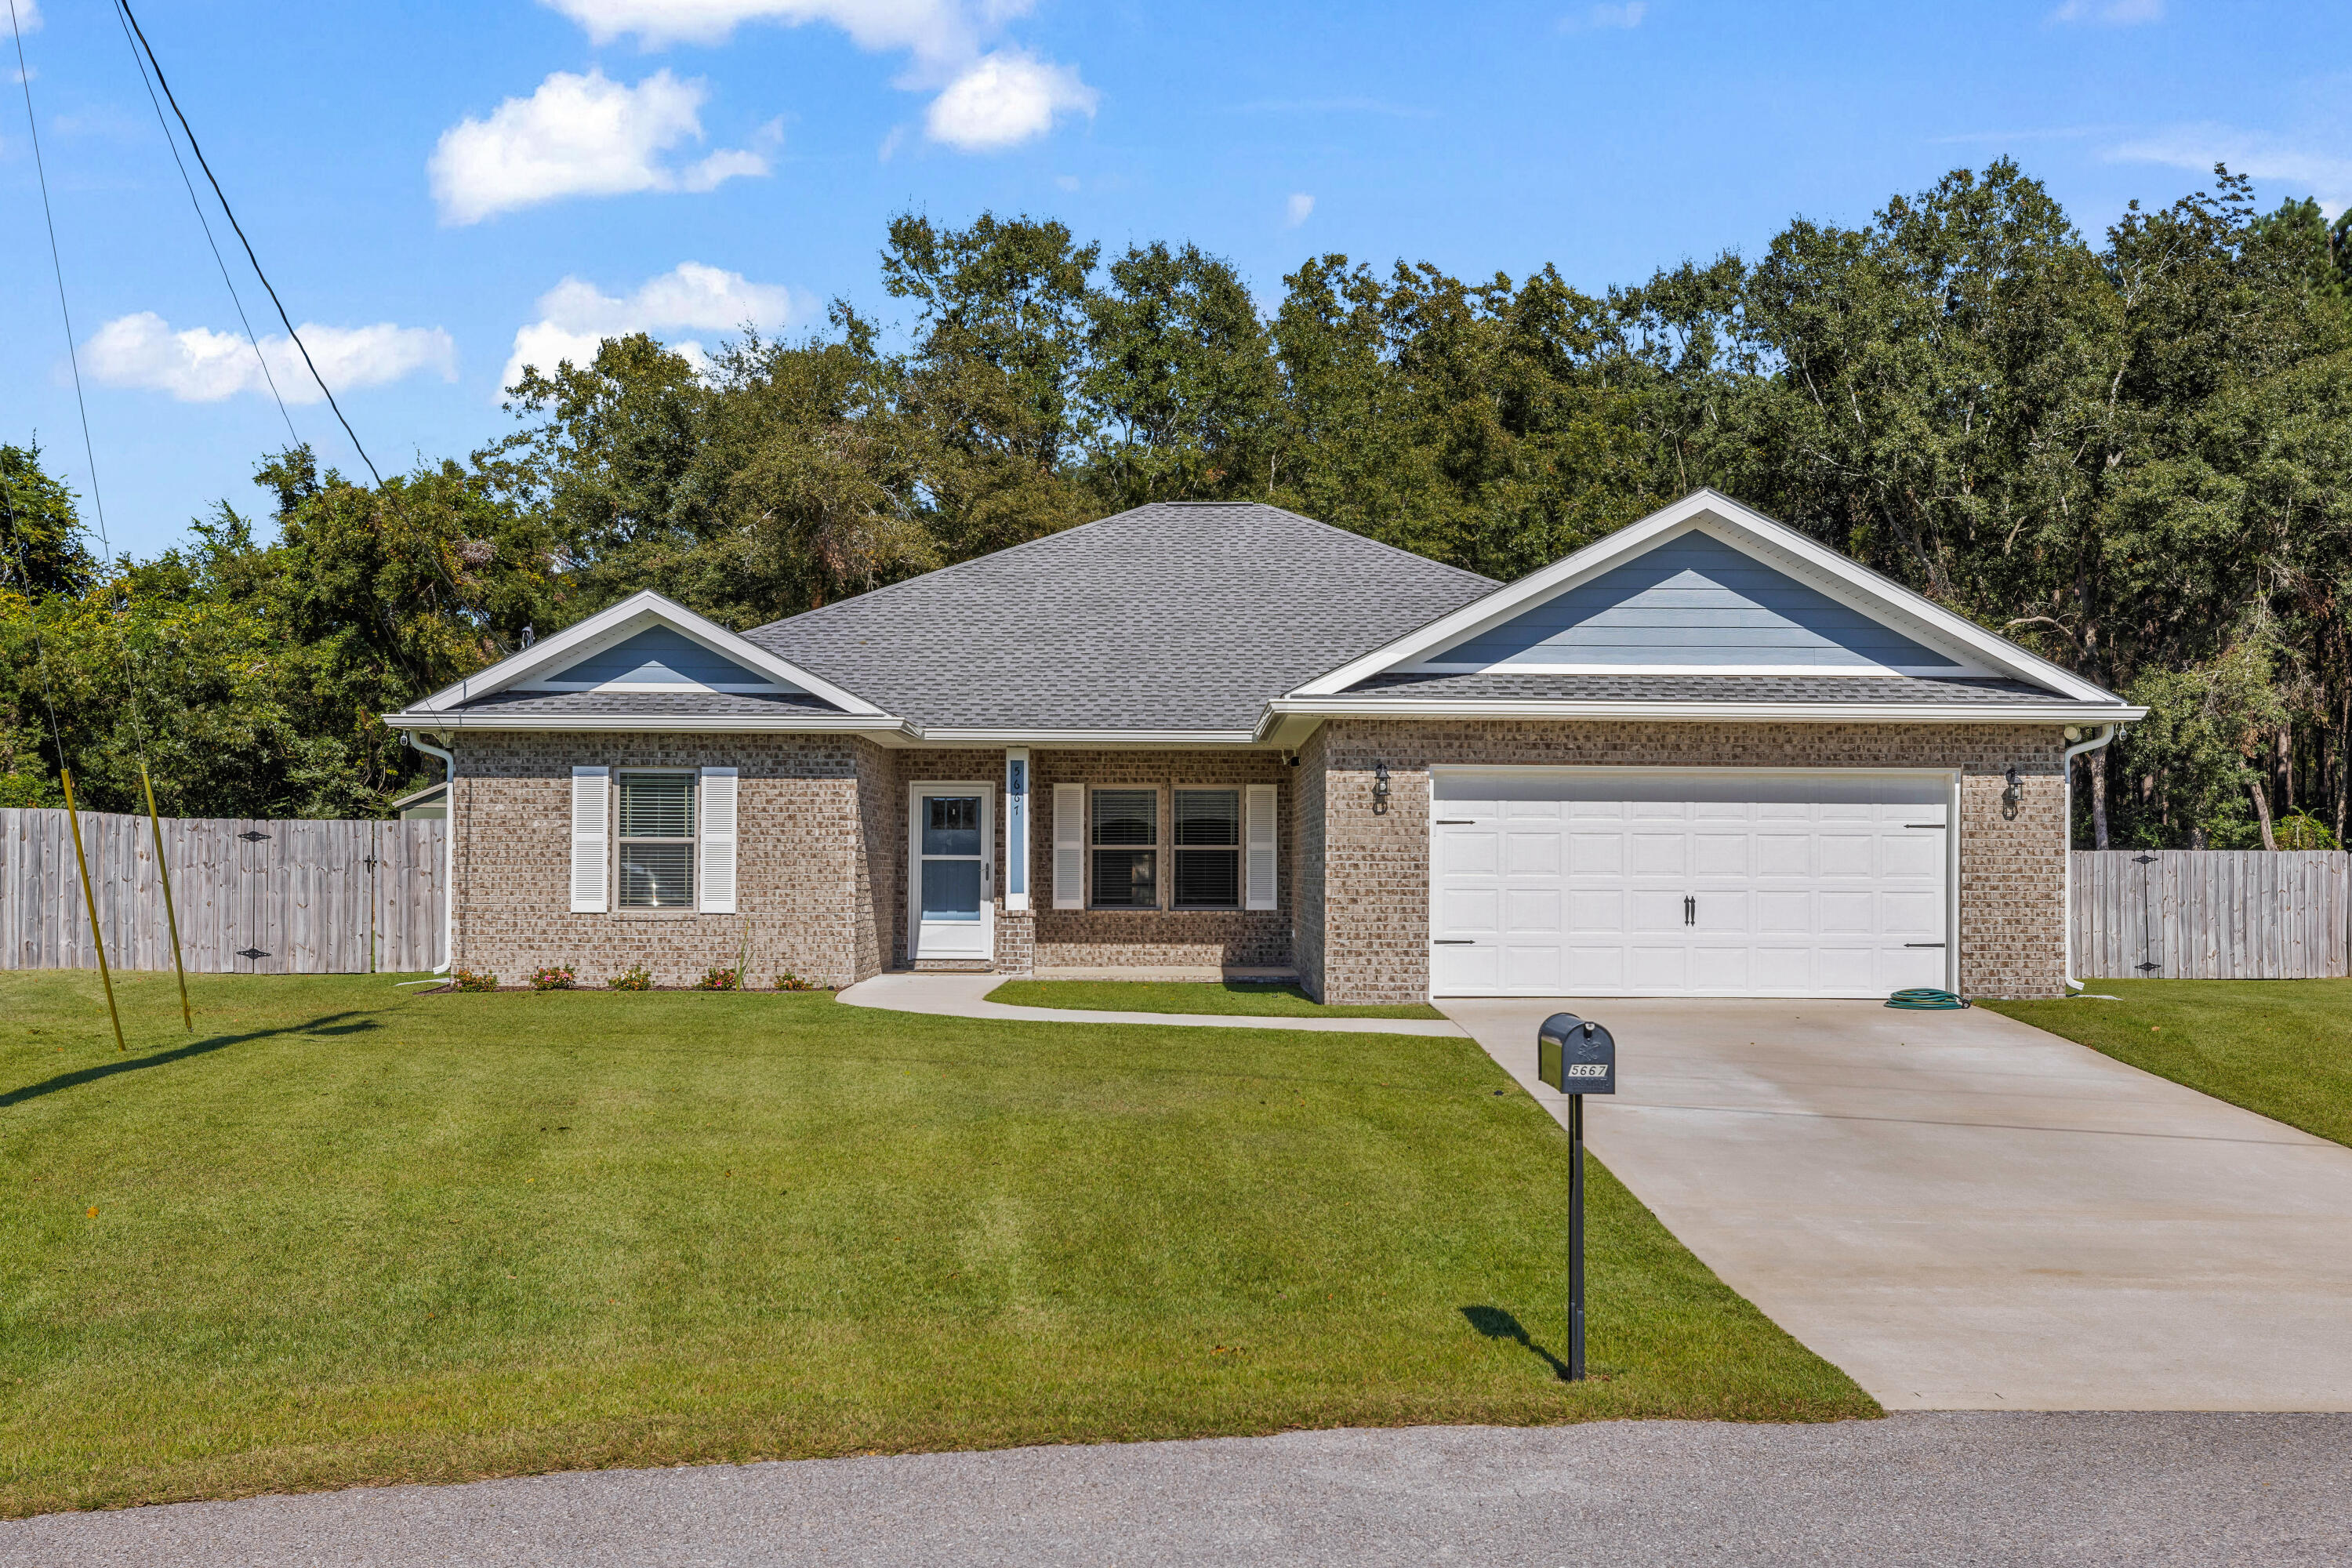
[912,785,993,961]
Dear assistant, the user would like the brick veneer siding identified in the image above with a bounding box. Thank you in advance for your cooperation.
[446,731,866,989]
[1291,724,1330,996]
[1304,718,2068,1006]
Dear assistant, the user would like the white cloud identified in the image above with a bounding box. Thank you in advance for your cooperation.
[2107,124,2352,216]
[84,313,456,404]
[2051,0,2161,23]
[1559,1,1643,30]
[1284,192,1314,227]
[924,50,1095,151]
[11,0,38,31]
[429,69,768,225]
[502,261,800,390]
[541,0,995,59]
[543,0,1091,154]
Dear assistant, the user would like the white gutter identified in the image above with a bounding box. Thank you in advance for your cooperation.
[2061,722,2122,994]
[405,732,457,976]
[1264,698,2149,727]
[383,712,907,735]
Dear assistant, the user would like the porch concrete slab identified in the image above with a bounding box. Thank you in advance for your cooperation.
[839,972,1467,1036]
[1440,996,2352,1412]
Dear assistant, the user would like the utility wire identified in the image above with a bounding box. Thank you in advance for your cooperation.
[110,0,300,450]
[11,0,112,558]
[113,0,383,485]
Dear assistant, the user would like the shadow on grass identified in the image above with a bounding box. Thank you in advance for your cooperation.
[1,1012,380,1109]
[1461,1305,1572,1382]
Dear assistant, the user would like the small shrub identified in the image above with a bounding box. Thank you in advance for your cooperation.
[2276,812,2341,851]
[774,971,815,992]
[607,964,652,992]
[528,965,576,992]
[696,965,741,991]
[451,969,497,993]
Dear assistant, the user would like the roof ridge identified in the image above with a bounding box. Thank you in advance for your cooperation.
[746,499,1497,638]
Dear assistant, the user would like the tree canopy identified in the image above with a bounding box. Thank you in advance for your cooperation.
[7,159,2348,848]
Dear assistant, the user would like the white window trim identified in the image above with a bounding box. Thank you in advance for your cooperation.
[613,767,700,912]
[1170,782,1245,912]
[1087,783,1166,912]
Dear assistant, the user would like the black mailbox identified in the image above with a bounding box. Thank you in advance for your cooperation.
[1537,1012,1615,1094]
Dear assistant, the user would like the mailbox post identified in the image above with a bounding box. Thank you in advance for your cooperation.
[1537,1012,1615,1381]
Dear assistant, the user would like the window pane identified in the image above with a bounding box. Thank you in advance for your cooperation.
[920,858,983,921]
[923,795,982,856]
[1174,789,1240,846]
[1091,789,1156,847]
[1173,848,1240,909]
[618,773,695,838]
[618,842,694,908]
[1091,848,1156,907]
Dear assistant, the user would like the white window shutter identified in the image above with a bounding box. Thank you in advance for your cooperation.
[699,767,738,913]
[1052,782,1084,910]
[570,767,609,913]
[1244,783,1278,910]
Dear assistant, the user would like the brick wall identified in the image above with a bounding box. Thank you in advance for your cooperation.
[1292,724,1330,998]
[1309,718,2068,1005]
[447,731,865,989]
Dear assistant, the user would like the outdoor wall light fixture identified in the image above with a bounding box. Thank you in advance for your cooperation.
[2003,765,2024,818]
[1372,761,1392,815]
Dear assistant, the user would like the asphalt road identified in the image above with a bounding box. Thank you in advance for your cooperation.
[5,1414,2348,1566]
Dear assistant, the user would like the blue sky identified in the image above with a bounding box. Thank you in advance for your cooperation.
[4,0,2347,561]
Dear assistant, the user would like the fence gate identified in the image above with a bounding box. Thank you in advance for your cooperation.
[0,808,445,974]
[2071,850,2351,980]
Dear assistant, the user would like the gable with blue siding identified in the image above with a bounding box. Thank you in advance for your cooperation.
[1427,530,1964,672]
[535,624,790,691]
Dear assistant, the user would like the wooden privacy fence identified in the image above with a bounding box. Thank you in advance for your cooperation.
[2072,850,2351,980]
[0,808,445,974]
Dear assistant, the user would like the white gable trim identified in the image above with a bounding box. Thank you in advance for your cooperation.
[1291,491,2119,705]
[405,590,886,717]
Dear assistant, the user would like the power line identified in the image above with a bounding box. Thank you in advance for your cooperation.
[110,0,301,450]
[112,0,383,485]
[10,0,112,560]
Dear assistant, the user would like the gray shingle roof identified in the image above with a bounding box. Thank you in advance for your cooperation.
[745,503,1499,731]
[447,689,844,718]
[1337,671,2114,706]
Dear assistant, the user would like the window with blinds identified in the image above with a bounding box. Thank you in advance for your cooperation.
[1172,788,1240,909]
[1089,787,1158,908]
[617,771,696,908]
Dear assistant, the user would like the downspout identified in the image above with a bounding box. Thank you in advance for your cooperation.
[406,732,457,976]
[2061,723,2119,994]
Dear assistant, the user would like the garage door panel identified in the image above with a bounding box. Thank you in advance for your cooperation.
[1443,829,1501,875]
[1881,835,1944,877]
[1430,770,1951,999]
[1502,888,1561,935]
[1568,832,1624,875]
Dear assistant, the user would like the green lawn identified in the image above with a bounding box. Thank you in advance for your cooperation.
[1986,978,2352,1147]
[985,978,1446,1020]
[2,972,1871,1517]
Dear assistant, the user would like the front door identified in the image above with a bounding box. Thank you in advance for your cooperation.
[912,785,993,961]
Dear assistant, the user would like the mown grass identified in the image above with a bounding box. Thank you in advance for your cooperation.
[985,978,1446,1019]
[1,971,1872,1517]
[1987,977,2352,1148]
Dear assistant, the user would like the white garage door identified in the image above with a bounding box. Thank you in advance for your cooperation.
[1430,770,1951,998]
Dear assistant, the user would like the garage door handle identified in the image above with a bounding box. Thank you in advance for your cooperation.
[1904,942,1947,948]
[1435,818,1476,825]
[1904,822,1947,829]
[1432,938,1476,945]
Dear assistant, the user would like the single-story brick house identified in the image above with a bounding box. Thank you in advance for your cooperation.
[384,490,2142,1001]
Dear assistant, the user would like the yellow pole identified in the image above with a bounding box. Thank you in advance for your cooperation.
[140,762,192,1032]
[60,768,127,1053]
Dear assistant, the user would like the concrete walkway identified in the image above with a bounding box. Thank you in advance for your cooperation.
[839,971,1466,1036]
[6,1414,2347,1566]
[1442,996,2352,1411]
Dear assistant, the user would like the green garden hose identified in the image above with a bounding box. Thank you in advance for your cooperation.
[1886,988,1969,1010]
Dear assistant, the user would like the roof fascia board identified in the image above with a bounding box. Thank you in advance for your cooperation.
[406,591,887,717]
[1294,489,2119,703]
[1266,695,2147,725]
[1399,660,1995,678]
[385,710,909,735]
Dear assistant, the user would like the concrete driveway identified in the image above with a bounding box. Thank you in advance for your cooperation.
[1442,997,2352,1411]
